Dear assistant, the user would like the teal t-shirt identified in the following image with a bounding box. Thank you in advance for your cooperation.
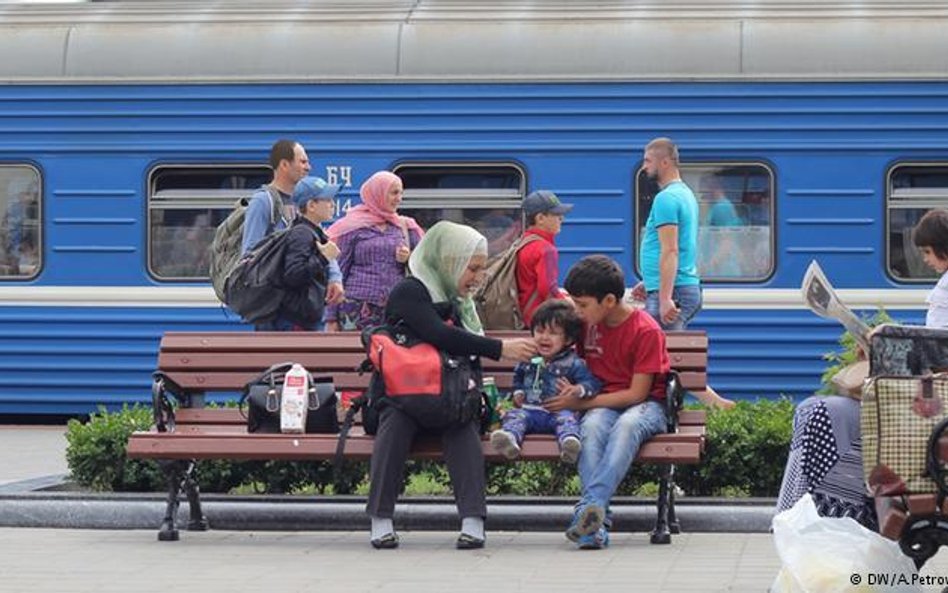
[639,180,701,291]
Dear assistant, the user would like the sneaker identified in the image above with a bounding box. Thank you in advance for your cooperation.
[577,527,610,550]
[490,429,521,460]
[559,436,582,464]
[565,502,605,542]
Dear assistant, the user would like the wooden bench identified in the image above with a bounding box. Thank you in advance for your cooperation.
[127,330,709,542]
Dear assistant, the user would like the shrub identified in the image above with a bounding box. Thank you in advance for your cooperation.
[68,399,795,496]
[674,398,795,496]
[65,405,164,492]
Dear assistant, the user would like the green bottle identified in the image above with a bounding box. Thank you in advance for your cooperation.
[483,376,501,429]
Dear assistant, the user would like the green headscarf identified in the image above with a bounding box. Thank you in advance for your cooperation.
[408,221,488,335]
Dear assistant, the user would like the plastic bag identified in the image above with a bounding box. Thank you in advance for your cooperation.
[771,494,921,593]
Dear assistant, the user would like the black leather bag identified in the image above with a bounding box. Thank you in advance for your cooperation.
[239,362,339,434]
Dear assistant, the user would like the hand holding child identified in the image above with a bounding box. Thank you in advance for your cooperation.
[555,377,584,399]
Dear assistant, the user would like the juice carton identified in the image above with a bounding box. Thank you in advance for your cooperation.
[280,363,309,434]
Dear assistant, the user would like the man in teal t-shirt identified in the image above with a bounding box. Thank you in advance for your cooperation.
[633,137,701,330]
[633,138,735,410]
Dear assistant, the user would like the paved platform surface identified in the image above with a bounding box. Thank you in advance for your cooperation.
[0,529,778,593]
[5,424,948,592]
[0,425,67,487]
[4,528,948,593]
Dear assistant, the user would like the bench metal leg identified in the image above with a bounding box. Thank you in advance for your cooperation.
[158,460,186,541]
[651,463,673,544]
[157,460,206,541]
[668,467,681,535]
[183,467,209,532]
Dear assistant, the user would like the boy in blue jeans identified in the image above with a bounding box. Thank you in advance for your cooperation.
[490,300,602,464]
[545,255,670,549]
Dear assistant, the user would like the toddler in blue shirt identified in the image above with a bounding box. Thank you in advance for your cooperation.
[490,300,602,463]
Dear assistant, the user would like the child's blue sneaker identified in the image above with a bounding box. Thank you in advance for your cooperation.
[577,527,610,550]
[565,503,604,542]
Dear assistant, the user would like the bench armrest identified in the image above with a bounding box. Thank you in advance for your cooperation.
[151,371,185,433]
[664,370,684,433]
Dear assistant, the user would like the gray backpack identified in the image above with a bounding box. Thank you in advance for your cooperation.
[208,185,283,302]
[473,234,542,330]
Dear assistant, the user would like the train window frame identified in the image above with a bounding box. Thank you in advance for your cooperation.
[632,161,776,284]
[390,161,527,256]
[885,162,948,284]
[145,163,272,282]
[0,163,43,281]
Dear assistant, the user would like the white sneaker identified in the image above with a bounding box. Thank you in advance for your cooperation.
[559,436,582,464]
[490,430,521,460]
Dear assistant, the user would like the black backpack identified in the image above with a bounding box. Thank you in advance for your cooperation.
[222,229,291,324]
[208,185,283,302]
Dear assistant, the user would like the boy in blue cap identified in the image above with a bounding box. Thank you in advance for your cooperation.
[260,176,341,331]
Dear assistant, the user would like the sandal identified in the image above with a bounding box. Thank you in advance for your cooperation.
[456,533,485,550]
[370,532,399,549]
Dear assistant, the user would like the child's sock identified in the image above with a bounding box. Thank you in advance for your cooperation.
[461,516,485,540]
[370,516,394,540]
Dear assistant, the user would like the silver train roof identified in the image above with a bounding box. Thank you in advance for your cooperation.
[2,1,947,82]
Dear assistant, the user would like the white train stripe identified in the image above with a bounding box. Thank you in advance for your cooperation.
[0,286,930,310]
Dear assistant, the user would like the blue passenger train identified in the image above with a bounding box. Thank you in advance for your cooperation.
[1,1,947,414]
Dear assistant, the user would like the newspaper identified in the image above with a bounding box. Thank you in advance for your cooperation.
[801,260,871,353]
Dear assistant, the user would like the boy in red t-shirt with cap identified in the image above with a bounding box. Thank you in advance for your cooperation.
[515,190,573,326]
[544,255,670,549]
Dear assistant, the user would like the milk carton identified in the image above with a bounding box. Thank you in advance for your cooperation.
[280,363,309,434]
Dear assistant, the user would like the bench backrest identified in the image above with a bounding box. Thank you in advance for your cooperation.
[156,330,708,395]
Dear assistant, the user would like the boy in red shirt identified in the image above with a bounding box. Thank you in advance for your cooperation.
[545,255,670,549]
[515,190,573,326]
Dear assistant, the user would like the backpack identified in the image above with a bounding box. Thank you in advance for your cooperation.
[208,185,283,302]
[222,228,291,324]
[473,233,543,330]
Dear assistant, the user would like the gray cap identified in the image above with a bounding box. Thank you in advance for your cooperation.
[522,190,573,217]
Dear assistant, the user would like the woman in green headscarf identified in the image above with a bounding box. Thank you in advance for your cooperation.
[366,221,536,550]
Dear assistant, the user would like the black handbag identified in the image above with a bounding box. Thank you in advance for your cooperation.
[239,362,339,434]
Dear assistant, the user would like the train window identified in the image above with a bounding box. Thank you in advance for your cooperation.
[0,166,41,280]
[392,163,525,257]
[147,165,271,280]
[634,163,775,283]
[887,164,948,282]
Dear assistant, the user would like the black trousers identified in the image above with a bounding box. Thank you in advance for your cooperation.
[366,405,487,520]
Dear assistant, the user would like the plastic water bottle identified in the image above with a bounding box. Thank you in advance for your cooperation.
[280,363,309,434]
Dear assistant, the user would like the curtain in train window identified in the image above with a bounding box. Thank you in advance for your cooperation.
[635,163,775,283]
[0,166,41,279]
[394,164,525,257]
[887,165,948,282]
[148,166,271,280]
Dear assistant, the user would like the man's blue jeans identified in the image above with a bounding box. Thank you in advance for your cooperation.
[645,284,702,330]
[577,401,667,509]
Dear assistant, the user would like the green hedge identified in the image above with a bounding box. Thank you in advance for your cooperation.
[66,398,795,497]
